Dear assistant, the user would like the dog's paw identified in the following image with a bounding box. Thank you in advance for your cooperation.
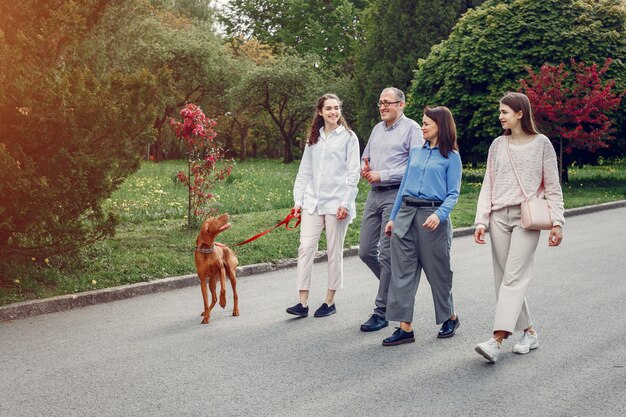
[201,317,210,324]
[219,294,226,308]
[232,309,240,317]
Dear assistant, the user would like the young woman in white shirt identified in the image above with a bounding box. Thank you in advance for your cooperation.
[473,92,565,363]
[286,94,361,318]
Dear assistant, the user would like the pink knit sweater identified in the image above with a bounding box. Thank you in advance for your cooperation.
[474,134,565,228]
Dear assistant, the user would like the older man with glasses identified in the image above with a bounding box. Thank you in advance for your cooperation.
[359,87,424,332]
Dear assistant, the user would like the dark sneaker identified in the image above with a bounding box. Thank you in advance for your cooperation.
[314,303,336,318]
[286,303,309,317]
[437,316,460,339]
[382,327,415,346]
[360,314,389,332]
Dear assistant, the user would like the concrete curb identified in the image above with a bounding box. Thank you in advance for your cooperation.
[2,200,625,322]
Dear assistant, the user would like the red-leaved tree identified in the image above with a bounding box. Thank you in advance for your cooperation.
[520,59,622,183]
[170,103,233,227]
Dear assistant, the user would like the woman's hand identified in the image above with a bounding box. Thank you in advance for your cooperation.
[422,213,440,230]
[384,221,394,237]
[292,205,302,218]
[474,227,486,244]
[336,206,348,220]
[548,225,563,246]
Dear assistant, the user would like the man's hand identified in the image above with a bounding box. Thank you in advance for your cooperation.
[384,221,393,237]
[363,171,381,183]
[361,158,371,178]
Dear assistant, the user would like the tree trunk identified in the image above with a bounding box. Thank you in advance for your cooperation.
[283,135,294,163]
[562,163,570,183]
[559,137,564,184]
[239,125,249,161]
[152,112,170,162]
[187,158,192,228]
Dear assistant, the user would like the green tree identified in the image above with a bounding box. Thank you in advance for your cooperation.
[229,54,329,163]
[0,0,164,256]
[86,1,234,161]
[406,0,626,164]
[353,0,484,137]
[150,0,215,22]
[220,0,369,70]
[218,37,276,160]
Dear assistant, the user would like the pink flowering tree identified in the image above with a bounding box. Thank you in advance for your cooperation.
[520,59,622,183]
[170,103,233,227]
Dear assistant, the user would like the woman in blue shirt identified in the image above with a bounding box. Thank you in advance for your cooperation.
[381,106,462,346]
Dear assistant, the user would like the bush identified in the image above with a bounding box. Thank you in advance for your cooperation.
[406,0,626,164]
[0,1,163,257]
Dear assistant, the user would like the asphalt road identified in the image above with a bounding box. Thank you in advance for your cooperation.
[1,207,625,417]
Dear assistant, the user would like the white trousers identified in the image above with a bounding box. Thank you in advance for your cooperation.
[489,205,541,333]
[296,210,349,291]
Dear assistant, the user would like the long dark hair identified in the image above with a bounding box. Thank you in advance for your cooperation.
[306,93,351,145]
[500,92,539,136]
[423,106,458,158]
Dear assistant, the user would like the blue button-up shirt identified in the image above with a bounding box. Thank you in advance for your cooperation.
[362,115,424,186]
[390,142,462,221]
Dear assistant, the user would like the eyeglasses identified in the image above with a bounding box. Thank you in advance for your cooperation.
[378,100,401,108]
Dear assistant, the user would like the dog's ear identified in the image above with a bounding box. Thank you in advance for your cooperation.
[198,219,212,243]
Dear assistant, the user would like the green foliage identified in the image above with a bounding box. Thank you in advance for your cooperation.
[0,0,164,256]
[406,0,626,164]
[150,0,215,22]
[353,0,484,137]
[85,1,235,161]
[220,0,369,70]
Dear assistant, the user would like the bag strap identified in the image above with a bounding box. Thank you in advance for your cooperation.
[505,137,530,200]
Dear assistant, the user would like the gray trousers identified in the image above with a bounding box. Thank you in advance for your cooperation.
[386,203,455,324]
[358,189,397,318]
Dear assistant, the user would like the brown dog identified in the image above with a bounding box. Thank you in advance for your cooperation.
[194,213,239,324]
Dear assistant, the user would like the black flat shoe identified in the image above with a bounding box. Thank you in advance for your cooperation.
[286,303,309,317]
[360,314,389,332]
[437,316,460,338]
[314,303,336,317]
[382,327,415,346]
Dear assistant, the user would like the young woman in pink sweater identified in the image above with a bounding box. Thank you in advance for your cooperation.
[473,92,565,363]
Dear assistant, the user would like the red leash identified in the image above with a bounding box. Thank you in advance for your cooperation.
[217,209,301,248]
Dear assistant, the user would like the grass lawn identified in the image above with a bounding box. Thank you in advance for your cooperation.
[1,158,625,306]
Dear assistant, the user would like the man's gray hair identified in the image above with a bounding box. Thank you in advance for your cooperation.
[382,87,405,102]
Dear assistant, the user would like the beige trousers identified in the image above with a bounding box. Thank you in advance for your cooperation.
[489,205,541,333]
[296,210,349,291]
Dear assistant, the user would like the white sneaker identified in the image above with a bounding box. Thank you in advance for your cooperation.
[475,338,502,363]
[513,331,539,354]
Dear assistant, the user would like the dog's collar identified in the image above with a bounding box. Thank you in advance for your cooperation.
[195,245,215,254]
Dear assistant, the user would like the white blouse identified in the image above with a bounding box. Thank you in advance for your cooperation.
[293,125,361,222]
